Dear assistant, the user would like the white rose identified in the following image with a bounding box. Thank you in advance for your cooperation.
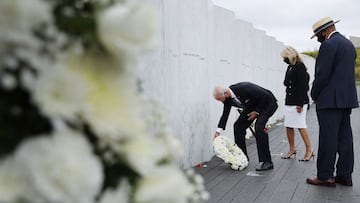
[134,166,194,203]
[31,60,89,122]
[121,135,169,176]
[0,158,25,202]
[15,129,103,203]
[98,179,131,203]
[0,0,52,47]
[97,1,159,55]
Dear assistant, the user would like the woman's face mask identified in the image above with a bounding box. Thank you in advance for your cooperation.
[283,58,291,65]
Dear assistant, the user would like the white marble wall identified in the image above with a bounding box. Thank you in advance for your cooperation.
[139,0,315,168]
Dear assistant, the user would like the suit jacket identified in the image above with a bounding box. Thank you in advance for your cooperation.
[284,61,310,106]
[310,32,358,109]
[217,82,277,130]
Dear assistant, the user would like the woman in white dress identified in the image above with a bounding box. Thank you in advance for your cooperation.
[280,46,314,161]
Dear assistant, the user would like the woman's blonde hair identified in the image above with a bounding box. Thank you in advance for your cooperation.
[280,46,303,65]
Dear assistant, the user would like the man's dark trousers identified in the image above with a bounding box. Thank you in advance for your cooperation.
[233,101,278,162]
[316,108,354,180]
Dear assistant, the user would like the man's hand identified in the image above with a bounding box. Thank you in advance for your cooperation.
[296,106,303,113]
[247,111,258,121]
[214,132,220,139]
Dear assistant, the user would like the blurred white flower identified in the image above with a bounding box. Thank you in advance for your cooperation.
[0,0,52,47]
[0,73,17,90]
[185,169,210,203]
[0,1,209,202]
[20,68,36,89]
[99,179,131,203]
[158,132,184,161]
[134,166,194,203]
[3,56,19,70]
[97,1,159,55]
[15,48,53,73]
[121,135,169,176]
[141,99,183,161]
[0,158,24,203]
[66,53,144,140]
[14,129,103,203]
[31,61,89,122]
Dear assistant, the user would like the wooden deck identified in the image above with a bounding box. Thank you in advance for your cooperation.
[195,104,360,203]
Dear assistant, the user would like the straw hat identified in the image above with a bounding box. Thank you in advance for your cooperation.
[311,17,340,39]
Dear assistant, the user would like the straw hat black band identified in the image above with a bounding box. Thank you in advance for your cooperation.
[311,17,340,39]
[313,20,335,34]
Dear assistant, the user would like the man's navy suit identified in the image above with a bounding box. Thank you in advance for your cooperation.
[311,32,358,180]
[217,82,278,163]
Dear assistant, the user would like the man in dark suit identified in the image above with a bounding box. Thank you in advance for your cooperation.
[306,17,359,187]
[213,82,278,171]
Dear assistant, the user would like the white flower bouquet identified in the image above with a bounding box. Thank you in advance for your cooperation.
[213,135,249,170]
[0,0,208,202]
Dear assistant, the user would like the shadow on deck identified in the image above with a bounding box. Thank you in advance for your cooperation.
[195,105,360,203]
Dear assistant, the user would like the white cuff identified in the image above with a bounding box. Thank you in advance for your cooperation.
[216,128,224,134]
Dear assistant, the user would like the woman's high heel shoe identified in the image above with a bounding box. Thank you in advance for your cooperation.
[281,150,297,159]
[299,152,315,162]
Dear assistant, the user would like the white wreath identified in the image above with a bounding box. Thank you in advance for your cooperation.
[213,135,249,170]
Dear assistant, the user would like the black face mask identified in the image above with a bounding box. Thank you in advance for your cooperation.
[317,34,326,43]
[283,58,291,65]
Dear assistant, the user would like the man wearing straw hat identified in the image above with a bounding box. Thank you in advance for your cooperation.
[306,17,358,187]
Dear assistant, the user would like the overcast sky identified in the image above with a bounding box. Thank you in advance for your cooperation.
[212,0,360,52]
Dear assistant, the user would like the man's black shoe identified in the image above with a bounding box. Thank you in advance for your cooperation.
[256,162,273,171]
